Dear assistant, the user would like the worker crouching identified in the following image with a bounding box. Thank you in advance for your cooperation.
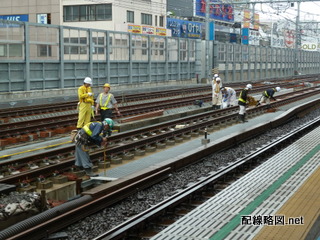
[256,87,281,107]
[74,118,114,177]
[220,87,236,109]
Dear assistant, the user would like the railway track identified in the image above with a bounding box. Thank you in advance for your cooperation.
[0,81,311,148]
[95,115,320,240]
[0,88,319,185]
[0,86,212,120]
[1,92,319,240]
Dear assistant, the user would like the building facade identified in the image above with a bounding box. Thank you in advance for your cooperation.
[0,0,167,33]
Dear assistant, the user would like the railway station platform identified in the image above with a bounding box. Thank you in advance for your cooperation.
[150,125,320,240]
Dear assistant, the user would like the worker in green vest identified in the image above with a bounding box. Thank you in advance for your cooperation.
[95,83,120,122]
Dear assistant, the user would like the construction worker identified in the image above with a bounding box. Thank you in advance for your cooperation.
[256,87,281,107]
[74,118,114,177]
[212,77,222,110]
[76,77,94,130]
[238,84,252,123]
[95,83,120,122]
[220,87,237,109]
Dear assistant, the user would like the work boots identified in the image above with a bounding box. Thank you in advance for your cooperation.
[84,168,99,177]
[238,114,242,123]
[238,114,248,123]
[243,113,248,122]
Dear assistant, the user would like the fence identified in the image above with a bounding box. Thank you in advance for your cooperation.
[1,19,319,92]
[214,42,320,82]
[0,20,199,92]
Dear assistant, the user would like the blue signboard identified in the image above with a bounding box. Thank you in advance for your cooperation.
[0,14,29,22]
[195,0,234,23]
[242,28,249,45]
[167,18,202,39]
[230,33,237,43]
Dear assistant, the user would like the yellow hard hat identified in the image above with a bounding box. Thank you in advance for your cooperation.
[103,83,111,88]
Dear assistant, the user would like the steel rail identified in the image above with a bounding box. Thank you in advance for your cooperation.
[94,116,320,240]
[0,89,319,185]
[0,86,211,119]
[4,97,320,240]
[0,76,313,121]
[0,84,312,139]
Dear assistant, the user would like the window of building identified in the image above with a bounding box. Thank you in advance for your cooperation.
[0,45,5,57]
[159,16,164,27]
[63,4,112,22]
[96,4,112,20]
[127,11,134,23]
[0,44,23,57]
[141,13,152,25]
[80,5,95,21]
[142,40,148,55]
[38,45,52,57]
[155,15,158,26]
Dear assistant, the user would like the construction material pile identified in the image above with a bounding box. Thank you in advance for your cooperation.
[0,192,43,230]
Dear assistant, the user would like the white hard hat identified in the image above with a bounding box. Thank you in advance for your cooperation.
[213,74,219,78]
[84,77,92,85]
[246,84,252,89]
[276,87,281,92]
[216,77,221,82]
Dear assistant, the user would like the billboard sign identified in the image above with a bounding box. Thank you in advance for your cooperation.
[0,14,29,22]
[242,28,249,45]
[128,24,142,34]
[195,0,234,23]
[167,18,202,38]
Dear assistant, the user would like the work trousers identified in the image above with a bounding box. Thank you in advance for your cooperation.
[77,102,92,128]
[212,92,222,106]
[239,105,246,115]
[75,144,93,169]
[100,109,113,122]
[221,95,237,109]
[259,95,271,105]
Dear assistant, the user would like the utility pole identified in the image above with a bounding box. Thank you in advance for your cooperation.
[294,0,301,73]
[205,0,210,81]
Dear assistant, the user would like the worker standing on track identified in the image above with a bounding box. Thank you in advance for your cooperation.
[220,87,237,109]
[212,77,222,110]
[74,118,114,177]
[95,83,120,122]
[256,87,281,107]
[76,77,94,130]
[238,84,252,123]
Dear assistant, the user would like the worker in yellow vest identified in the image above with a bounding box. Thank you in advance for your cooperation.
[74,118,114,177]
[76,77,94,130]
[95,83,120,122]
[238,84,252,123]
